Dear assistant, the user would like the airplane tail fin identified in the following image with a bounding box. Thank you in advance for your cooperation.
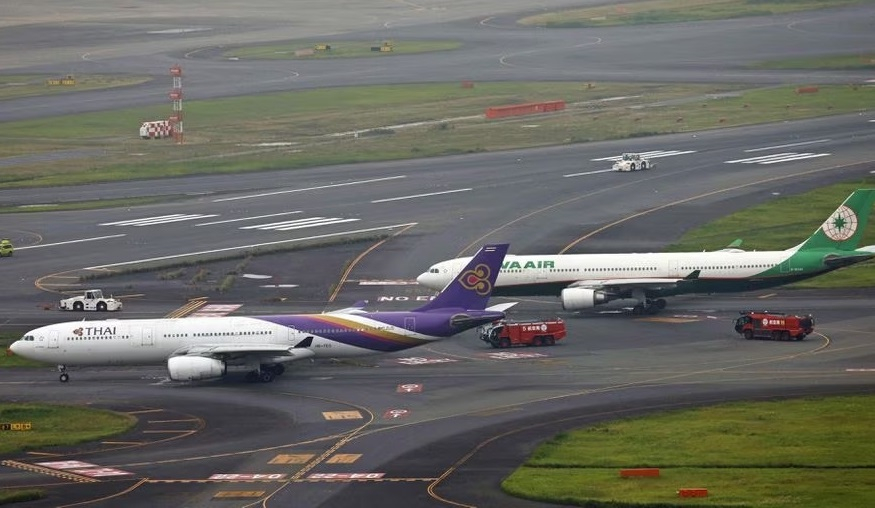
[793,189,875,252]
[414,244,509,312]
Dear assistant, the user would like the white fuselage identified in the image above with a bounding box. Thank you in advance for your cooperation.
[13,316,370,366]
[421,250,795,290]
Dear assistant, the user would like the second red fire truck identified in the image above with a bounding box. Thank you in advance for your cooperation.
[479,319,567,348]
[734,311,815,341]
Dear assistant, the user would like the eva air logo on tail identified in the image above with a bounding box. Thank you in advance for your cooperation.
[822,205,858,241]
[458,263,493,295]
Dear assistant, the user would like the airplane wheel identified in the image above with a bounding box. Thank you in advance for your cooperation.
[259,370,274,383]
[60,373,69,383]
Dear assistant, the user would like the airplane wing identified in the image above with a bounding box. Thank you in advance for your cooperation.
[172,337,316,364]
[569,271,700,292]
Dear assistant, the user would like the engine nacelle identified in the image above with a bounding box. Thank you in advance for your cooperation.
[167,356,226,381]
[561,288,609,311]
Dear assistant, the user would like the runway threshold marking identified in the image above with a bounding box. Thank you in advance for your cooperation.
[1,460,99,483]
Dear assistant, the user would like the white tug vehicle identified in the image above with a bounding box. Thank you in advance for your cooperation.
[59,289,123,312]
[613,153,652,172]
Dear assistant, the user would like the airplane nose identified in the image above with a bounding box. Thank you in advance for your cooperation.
[8,341,21,355]
[416,272,428,285]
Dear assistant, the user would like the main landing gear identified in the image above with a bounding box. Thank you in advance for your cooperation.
[57,365,69,383]
[245,364,285,383]
[631,298,667,315]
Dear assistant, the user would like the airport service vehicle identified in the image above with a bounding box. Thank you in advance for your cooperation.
[58,289,123,312]
[734,311,815,341]
[613,153,651,172]
[418,189,875,316]
[0,238,12,257]
[12,244,511,383]
[479,318,566,348]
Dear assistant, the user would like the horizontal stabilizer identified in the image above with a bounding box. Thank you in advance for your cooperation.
[486,302,518,313]
[823,252,875,268]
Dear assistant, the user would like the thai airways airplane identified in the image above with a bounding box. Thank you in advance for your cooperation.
[418,190,875,315]
[11,244,510,383]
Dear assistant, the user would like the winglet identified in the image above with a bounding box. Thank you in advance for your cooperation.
[413,244,509,312]
[294,336,313,348]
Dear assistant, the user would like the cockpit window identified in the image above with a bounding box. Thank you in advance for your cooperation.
[22,335,35,341]
[430,268,439,273]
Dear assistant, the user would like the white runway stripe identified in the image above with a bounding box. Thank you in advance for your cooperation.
[591,150,696,162]
[100,214,218,226]
[240,217,360,231]
[725,152,831,164]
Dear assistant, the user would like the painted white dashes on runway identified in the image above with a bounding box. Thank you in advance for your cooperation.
[100,214,218,226]
[591,150,696,162]
[724,152,830,165]
[239,217,360,231]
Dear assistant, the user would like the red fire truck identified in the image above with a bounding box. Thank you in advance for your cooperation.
[479,319,567,348]
[734,311,815,341]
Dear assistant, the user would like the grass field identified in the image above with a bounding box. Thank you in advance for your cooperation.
[0,403,136,455]
[224,40,461,60]
[518,0,869,28]
[503,395,875,507]
[667,181,875,288]
[2,82,873,191]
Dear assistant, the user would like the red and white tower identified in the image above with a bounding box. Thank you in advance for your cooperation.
[169,64,184,144]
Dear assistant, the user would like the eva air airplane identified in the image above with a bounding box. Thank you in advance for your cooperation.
[418,190,875,315]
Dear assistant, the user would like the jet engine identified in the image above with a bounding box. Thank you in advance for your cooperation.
[561,288,610,311]
[167,356,226,381]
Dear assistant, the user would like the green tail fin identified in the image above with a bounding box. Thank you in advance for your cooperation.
[796,189,875,251]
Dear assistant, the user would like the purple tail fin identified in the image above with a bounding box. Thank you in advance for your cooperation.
[414,244,509,312]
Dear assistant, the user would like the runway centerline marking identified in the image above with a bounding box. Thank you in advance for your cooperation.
[212,175,406,202]
[564,168,616,178]
[14,234,126,250]
[744,139,831,152]
[195,211,302,226]
[371,188,471,203]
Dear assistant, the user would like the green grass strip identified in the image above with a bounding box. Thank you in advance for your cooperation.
[519,0,870,28]
[0,403,136,455]
[504,395,875,507]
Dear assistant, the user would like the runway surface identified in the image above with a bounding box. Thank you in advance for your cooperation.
[2,2,875,507]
